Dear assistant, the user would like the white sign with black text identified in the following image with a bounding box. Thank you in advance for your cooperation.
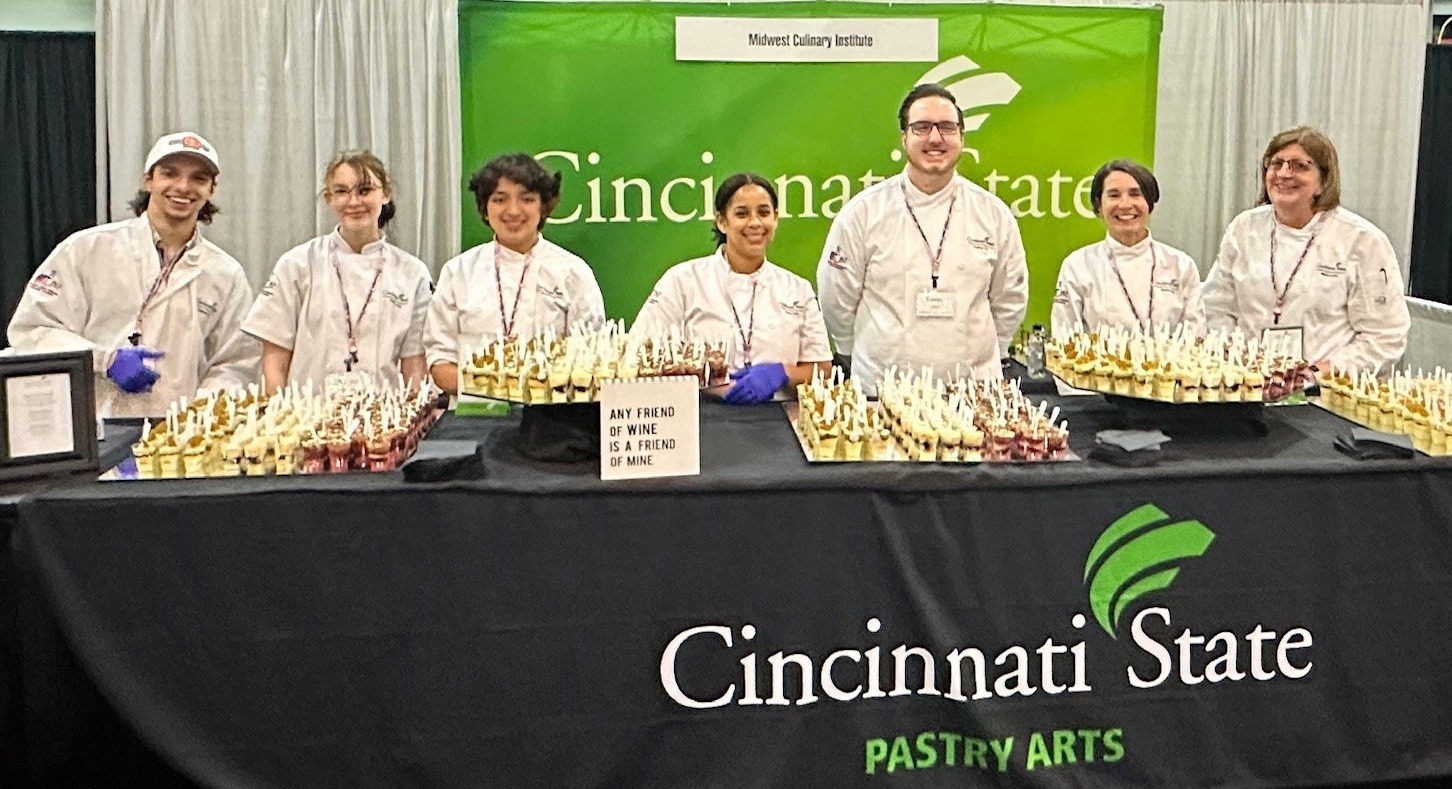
[599,377,700,481]
[675,17,938,63]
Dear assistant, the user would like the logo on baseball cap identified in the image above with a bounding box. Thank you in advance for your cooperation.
[143,131,220,175]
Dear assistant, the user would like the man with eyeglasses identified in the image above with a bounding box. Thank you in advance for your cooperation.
[816,83,1027,395]
[7,131,258,416]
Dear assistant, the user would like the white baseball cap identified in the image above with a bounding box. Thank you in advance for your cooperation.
[143,131,220,174]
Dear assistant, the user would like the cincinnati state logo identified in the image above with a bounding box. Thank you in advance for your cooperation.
[914,55,1022,164]
[1082,504,1216,638]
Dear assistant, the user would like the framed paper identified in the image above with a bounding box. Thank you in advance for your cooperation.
[0,350,99,480]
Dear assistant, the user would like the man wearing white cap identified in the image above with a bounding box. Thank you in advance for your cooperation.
[7,131,259,416]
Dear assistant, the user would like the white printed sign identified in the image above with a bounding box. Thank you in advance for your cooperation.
[599,377,700,481]
[5,372,75,459]
[676,17,938,63]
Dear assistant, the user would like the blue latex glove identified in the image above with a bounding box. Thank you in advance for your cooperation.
[722,362,788,405]
[106,347,164,393]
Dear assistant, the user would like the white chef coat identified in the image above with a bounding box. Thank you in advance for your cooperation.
[241,229,433,388]
[631,250,832,369]
[7,216,258,417]
[1051,233,1205,337]
[816,170,1028,395]
[1203,205,1409,374]
[422,237,606,370]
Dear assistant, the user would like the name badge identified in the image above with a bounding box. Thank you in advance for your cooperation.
[915,289,955,319]
[1261,325,1304,360]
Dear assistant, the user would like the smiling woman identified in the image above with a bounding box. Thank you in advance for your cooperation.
[631,171,832,404]
[240,150,435,393]
[1050,159,1205,337]
[1202,128,1410,376]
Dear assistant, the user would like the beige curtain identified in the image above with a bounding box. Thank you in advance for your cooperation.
[96,0,462,286]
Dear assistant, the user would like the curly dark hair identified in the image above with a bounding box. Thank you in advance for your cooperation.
[466,153,562,229]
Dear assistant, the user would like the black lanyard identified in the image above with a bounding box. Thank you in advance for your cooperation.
[1269,213,1326,325]
[1106,240,1159,331]
[902,182,957,289]
[330,244,386,371]
[130,235,195,345]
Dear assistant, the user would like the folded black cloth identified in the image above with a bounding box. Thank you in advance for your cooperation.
[402,440,486,482]
[1333,428,1415,460]
[1090,429,1170,467]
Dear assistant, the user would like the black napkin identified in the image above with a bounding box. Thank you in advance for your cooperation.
[402,439,486,481]
[1333,428,1415,460]
[1090,429,1170,467]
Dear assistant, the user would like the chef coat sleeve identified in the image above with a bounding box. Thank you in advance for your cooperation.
[6,234,110,373]
[566,262,607,333]
[1050,251,1087,338]
[1203,221,1243,334]
[815,203,868,356]
[630,266,686,337]
[423,260,461,370]
[796,278,833,364]
[401,263,434,359]
[988,208,1029,357]
[240,250,305,351]
[1177,252,1208,337]
[1329,228,1409,374]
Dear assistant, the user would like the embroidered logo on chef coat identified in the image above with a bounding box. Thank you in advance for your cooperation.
[197,299,218,316]
[1153,278,1180,293]
[383,290,409,308]
[1316,261,1346,277]
[260,277,278,297]
[966,235,995,252]
[537,283,565,299]
[826,247,849,270]
[780,299,809,316]
[645,288,663,305]
[1053,286,1070,305]
[28,271,61,296]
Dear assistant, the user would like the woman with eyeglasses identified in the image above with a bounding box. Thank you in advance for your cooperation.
[1202,127,1408,375]
[632,172,832,404]
[423,153,606,395]
[242,150,434,393]
[1051,159,1204,337]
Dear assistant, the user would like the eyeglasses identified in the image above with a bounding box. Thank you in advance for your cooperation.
[327,184,381,199]
[906,120,963,137]
[1265,157,1317,174]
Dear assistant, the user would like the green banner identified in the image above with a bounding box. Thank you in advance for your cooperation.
[459,1,1161,330]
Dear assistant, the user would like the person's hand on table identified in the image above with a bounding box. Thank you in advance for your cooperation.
[107,347,164,393]
[723,362,788,405]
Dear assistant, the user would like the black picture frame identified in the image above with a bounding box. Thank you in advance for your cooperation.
[0,349,99,481]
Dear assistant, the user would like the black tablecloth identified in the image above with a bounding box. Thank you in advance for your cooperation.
[13,401,1452,787]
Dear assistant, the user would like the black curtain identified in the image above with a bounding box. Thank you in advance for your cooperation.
[1411,45,1452,303]
[0,32,95,345]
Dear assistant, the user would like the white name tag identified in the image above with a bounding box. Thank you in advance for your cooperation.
[915,289,955,319]
[1261,325,1304,359]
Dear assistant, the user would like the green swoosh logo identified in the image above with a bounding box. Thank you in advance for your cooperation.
[1083,504,1216,637]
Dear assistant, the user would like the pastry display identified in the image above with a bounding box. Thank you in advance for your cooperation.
[127,379,446,479]
[458,320,729,404]
[793,367,1070,463]
[1047,326,1314,404]
[1319,368,1452,455]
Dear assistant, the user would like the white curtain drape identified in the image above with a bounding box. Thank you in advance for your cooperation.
[96,0,461,288]
[1151,0,1427,281]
